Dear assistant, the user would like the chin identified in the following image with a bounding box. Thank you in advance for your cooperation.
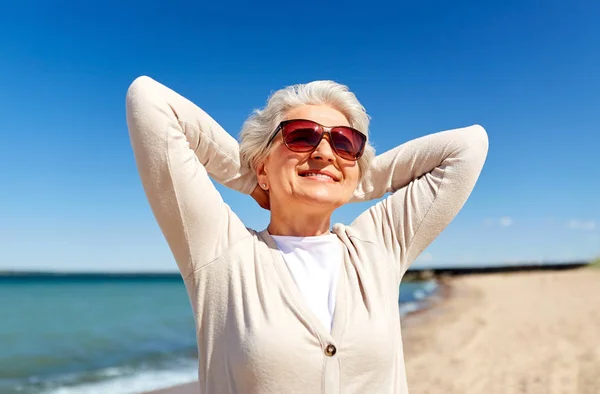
[299,189,347,208]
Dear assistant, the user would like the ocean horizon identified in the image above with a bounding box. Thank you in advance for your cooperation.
[1,274,438,394]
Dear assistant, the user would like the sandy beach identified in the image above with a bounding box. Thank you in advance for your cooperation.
[148,267,600,394]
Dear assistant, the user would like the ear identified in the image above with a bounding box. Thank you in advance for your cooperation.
[255,158,269,189]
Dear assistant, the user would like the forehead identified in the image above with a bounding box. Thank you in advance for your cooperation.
[284,105,350,127]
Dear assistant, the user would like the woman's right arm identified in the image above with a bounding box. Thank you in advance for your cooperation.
[126,76,257,277]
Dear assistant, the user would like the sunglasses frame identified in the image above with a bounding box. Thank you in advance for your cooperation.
[266,119,367,161]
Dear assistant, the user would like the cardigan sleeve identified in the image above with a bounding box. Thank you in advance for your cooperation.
[125,76,257,277]
[349,125,489,278]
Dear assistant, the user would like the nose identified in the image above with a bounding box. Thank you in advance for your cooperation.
[310,134,336,162]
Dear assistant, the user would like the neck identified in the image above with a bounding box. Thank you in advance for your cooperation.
[268,202,333,237]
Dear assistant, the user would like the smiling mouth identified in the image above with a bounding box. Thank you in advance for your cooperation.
[299,172,338,181]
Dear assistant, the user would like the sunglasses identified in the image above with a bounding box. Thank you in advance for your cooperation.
[266,119,367,161]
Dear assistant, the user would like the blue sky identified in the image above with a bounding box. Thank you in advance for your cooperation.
[0,1,598,272]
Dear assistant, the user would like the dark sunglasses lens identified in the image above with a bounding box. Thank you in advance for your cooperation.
[282,122,321,151]
[331,128,366,160]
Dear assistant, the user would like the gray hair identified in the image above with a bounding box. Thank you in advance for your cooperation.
[239,80,375,180]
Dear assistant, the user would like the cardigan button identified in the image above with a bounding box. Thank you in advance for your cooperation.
[325,344,337,357]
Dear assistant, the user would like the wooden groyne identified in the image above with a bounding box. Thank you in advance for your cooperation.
[403,261,590,281]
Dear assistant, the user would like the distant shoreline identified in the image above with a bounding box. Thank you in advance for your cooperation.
[1,259,591,280]
[0,270,181,276]
[402,260,590,280]
[0,271,184,280]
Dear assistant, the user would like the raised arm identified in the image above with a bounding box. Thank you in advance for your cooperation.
[126,76,257,277]
[349,125,489,278]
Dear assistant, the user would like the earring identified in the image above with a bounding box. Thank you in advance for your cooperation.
[261,184,267,189]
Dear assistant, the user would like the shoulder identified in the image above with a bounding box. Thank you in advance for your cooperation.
[333,223,394,264]
[334,223,377,245]
[333,223,401,284]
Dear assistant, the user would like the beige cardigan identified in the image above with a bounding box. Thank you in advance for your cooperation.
[125,76,488,393]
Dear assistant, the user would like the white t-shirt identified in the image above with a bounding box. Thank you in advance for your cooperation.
[271,233,342,332]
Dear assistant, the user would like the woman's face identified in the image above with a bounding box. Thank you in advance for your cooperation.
[258,105,361,212]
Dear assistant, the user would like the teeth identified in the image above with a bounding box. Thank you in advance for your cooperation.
[302,173,334,180]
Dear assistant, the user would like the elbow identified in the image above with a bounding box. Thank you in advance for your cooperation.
[464,124,489,157]
[447,124,489,170]
[125,76,162,130]
[469,124,489,147]
[126,75,155,107]
[125,76,160,142]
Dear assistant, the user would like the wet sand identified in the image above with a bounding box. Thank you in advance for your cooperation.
[147,267,600,394]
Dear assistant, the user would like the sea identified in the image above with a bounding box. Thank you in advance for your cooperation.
[0,274,439,394]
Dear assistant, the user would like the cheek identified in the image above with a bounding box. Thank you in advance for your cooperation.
[266,147,299,179]
[344,165,361,186]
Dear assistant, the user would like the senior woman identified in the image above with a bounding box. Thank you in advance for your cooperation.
[125,76,488,393]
